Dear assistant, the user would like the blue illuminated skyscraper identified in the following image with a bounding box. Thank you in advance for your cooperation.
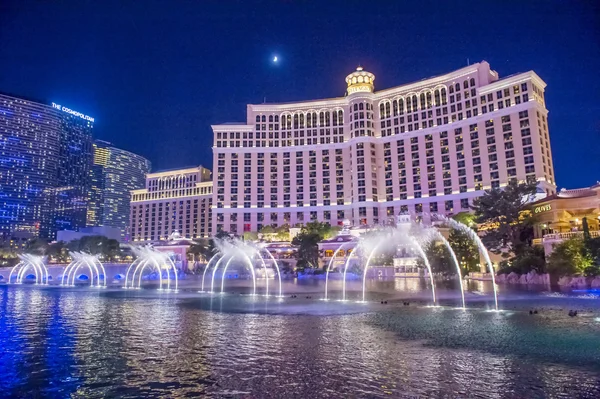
[88,140,151,241]
[0,92,94,242]
[46,112,94,238]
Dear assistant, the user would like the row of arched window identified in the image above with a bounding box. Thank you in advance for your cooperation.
[378,77,476,119]
[277,110,344,130]
[148,174,197,192]
[379,87,447,119]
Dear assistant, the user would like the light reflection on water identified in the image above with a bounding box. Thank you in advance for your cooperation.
[0,283,599,398]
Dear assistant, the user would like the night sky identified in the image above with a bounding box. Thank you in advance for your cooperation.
[1,1,598,188]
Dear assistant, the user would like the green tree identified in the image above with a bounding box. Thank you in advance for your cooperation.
[188,238,211,262]
[452,211,477,227]
[242,231,259,241]
[417,242,454,276]
[547,238,593,277]
[471,180,538,256]
[45,241,69,263]
[274,224,290,241]
[291,231,321,272]
[498,245,546,274]
[291,222,338,272]
[67,235,122,261]
[0,241,19,267]
[448,228,480,275]
[24,237,48,255]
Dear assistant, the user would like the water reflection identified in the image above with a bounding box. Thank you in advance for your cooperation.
[0,285,599,398]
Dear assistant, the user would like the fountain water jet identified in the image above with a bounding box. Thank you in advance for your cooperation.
[9,254,48,285]
[437,215,498,310]
[361,242,384,302]
[324,241,355,301]
[124,246,178,291]
[422,230,465,308]
[255,245,284,297]
[61,252,107,288]
[213,256,233,293]
[220,252,257,295]
[341,247,358,301]
[411,238,437,305]
[201,253,221,292]
[254,251,270,296]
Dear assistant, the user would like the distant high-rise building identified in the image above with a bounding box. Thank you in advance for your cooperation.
[0,92,94,241]
[88,140,151,241]
[129,166,212,242]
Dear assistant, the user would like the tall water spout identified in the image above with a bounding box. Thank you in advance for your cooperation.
[411,238,437,305]
[438,215,498,310]
[201,253,221,292]
[341,247,358,301]
[361,243,383,302]
[258,247,283,298]
[324,242,353,300]
[425,230,465,308]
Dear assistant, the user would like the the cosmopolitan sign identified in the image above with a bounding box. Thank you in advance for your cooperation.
[52,102,95,122]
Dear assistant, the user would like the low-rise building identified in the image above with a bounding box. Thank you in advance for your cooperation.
[56,226,122,242]
[531,183,600,254]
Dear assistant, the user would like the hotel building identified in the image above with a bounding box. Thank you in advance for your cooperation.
[88,140,151,241]
[129,166,213,242]
[211,61,556,235]
[0,92,94,241]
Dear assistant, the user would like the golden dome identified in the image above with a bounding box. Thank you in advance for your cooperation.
[345,66,375,95]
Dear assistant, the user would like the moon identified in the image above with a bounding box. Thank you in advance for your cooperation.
[273,56,278,63]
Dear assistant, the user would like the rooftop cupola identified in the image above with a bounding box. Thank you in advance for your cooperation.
[345,66,375,95]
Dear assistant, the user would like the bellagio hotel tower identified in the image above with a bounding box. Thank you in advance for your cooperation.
[211,61,555,235]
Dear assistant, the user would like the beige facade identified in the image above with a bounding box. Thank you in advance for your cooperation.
[531,183,600,254]
[212,61,556,236]
[129,166,213,242]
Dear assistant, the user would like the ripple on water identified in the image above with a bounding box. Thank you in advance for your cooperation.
[0,285,599,398]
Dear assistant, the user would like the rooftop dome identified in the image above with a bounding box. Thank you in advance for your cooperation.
[345,66,375,95]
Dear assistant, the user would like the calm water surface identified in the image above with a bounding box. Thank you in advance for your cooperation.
[1,280,600,398]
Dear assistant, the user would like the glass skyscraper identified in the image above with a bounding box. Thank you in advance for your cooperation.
[89,140,151,241]
[46,112,94,238]
[0,92,94,241]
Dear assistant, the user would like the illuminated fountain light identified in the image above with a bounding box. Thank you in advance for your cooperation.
[124,246,178,291]
[201,238,283,297]
[327,216,443,306]
[61,252,107,288]
[8,254,49,285]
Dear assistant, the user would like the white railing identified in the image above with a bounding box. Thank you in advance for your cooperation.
[542,230,600,241]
